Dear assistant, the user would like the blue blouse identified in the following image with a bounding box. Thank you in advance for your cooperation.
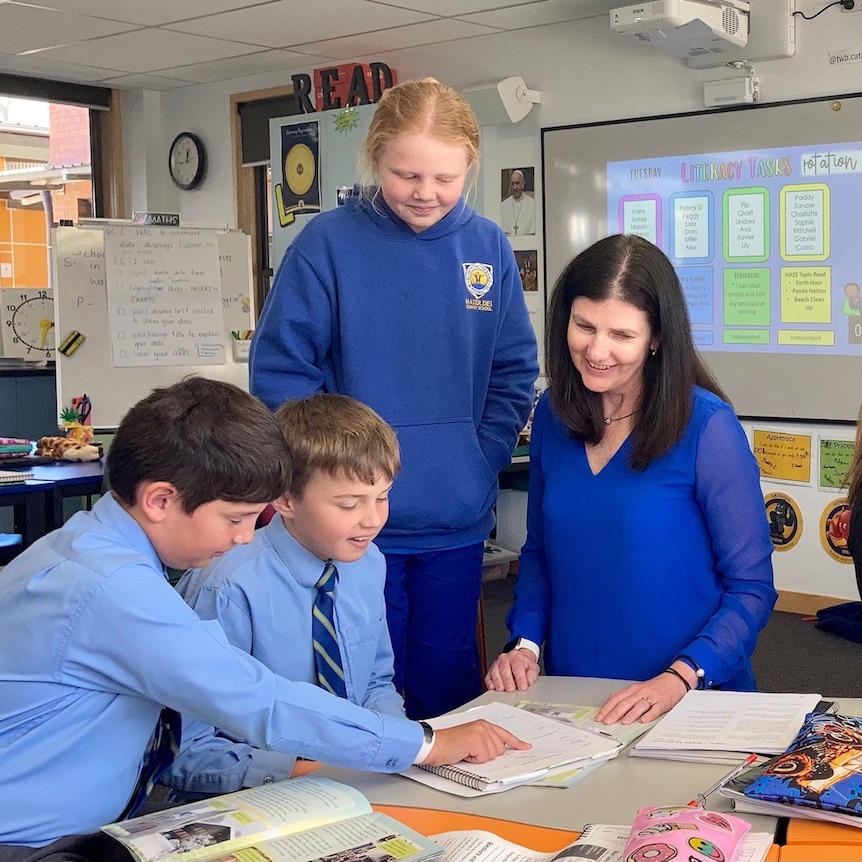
[506,387,776,690]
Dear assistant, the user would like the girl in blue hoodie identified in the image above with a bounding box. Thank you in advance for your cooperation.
[251,78,538,719]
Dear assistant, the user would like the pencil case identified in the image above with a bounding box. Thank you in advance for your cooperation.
[623,805,750,862]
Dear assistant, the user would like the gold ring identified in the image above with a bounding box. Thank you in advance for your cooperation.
[641,696,653,706]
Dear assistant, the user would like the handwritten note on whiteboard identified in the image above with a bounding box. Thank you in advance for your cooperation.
[104,227,225,368]
[752,429,812,484]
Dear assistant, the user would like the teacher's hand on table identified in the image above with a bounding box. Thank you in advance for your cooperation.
[484,649,540,693]
[424,720,531,766]
[595,666,693,725]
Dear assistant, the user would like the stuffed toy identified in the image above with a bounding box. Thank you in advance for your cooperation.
[36,436,103,462]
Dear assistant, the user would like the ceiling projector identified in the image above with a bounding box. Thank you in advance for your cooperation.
[610,0,749,61]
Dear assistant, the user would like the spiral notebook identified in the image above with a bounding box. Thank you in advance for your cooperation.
[0,469,33,484]
[404,702,622,796]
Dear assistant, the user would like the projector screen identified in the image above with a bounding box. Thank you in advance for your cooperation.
[542,94,862,421]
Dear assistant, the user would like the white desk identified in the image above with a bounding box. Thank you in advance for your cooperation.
[319,677,807,835]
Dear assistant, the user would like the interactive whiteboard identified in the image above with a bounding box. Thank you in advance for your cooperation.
[542,93,862,421]
[53,223,253,429]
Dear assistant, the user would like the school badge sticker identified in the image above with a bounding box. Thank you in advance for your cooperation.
[463,262,494,311]
[819,497,853,563]
[764,492,802,552]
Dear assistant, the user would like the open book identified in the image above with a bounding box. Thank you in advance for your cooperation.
[101,775,444,862]
[431,823,775,862]
[402,702,622,797]
[630,690,822,764]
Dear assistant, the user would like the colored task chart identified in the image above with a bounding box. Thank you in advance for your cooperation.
[610,143,861,354]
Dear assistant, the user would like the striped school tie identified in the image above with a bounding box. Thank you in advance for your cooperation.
[120,707,181,819]
[313,561,347,698]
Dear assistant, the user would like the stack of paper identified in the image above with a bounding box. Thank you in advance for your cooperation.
[402,702,623,797]
[630,690,822,765]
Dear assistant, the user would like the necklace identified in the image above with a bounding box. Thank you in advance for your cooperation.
[603,409,639,425]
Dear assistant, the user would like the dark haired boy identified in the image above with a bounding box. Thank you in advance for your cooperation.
[0,377,524,859]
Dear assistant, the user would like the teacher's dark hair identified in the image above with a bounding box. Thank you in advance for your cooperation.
[109,376,291,512]
[545,234,728,470]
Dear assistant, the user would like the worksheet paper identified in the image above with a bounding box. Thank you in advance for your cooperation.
[515,701,656,788]
[631,690,821,763]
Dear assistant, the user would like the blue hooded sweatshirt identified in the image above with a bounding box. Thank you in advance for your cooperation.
[250,192,538,552]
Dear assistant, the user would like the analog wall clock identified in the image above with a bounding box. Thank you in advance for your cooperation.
[2,289,55,360]
[168,131,207,190]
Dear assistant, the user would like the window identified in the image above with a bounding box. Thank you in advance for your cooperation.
[0,75,119,363]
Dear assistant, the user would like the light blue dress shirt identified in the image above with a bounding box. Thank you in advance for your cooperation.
[0,494,422,847]
[163,516,405,794]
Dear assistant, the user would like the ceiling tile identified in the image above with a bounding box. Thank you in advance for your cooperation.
[0,0,627,90]
[368,0,546,14]
[98,73,199,90]
[459,0,597,28]
[0,3,137,54]
[15,0,277,27]
[166,0,435,49]
[300,18,501,61]
[28,29,261,74]
[156,49,337,84]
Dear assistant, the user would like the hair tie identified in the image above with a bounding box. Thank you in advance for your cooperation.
[662,666,691,692]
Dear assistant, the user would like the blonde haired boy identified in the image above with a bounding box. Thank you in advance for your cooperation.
[165,394,407,795]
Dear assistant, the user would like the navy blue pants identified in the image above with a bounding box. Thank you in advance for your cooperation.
[383,542,485,720]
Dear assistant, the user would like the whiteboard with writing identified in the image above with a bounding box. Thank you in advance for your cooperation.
[53,224,253,429]
[104,228,224,367]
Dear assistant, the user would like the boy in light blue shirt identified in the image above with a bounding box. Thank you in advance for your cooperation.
[164,394,406,796]
[0,379,525,858]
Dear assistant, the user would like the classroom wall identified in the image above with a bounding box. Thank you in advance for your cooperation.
[120,4,862,605]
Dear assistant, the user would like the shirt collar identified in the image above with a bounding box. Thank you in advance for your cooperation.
[263,515,331,588]
[93,492,165,573]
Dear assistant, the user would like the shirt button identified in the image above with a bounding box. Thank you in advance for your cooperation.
[386,759,397,768]
[263,776,274,784]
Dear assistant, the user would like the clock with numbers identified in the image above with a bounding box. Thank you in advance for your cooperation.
[169,131,207,190]
[1,289,56,360]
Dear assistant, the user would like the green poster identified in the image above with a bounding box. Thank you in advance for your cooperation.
[819,438,855,489]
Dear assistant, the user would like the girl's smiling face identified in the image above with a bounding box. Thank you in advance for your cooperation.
[377,131,470,232]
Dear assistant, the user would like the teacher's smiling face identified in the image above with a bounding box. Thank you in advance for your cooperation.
[567,296,657,405]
